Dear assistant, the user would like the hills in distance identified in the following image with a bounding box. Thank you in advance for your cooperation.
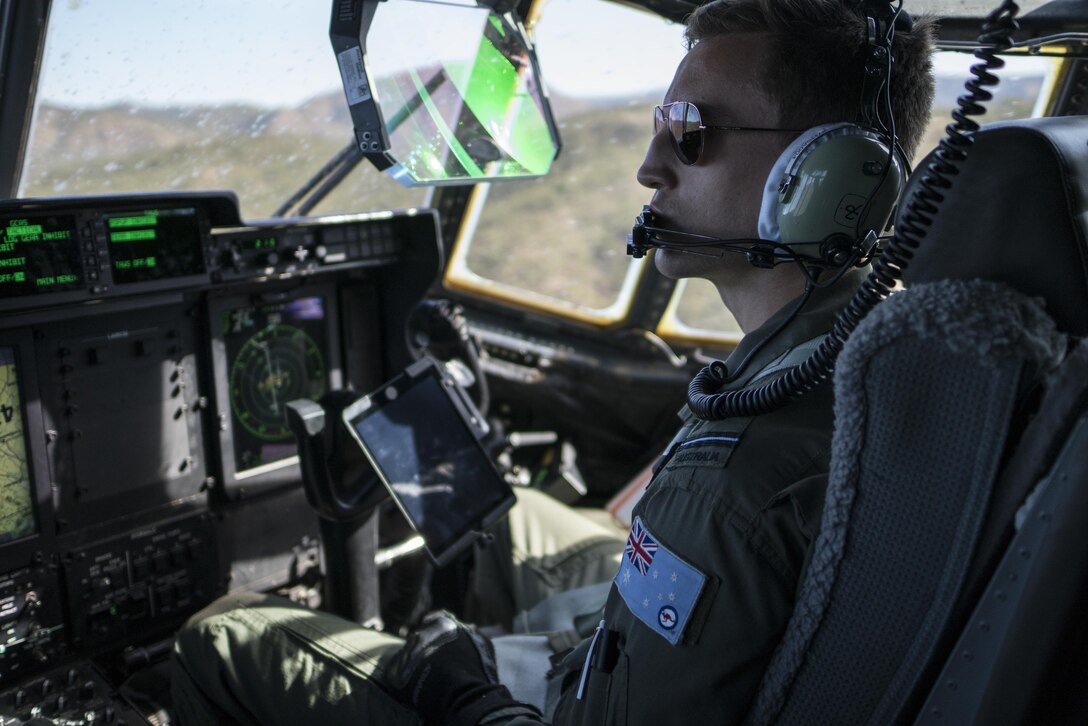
[22,71,1041,212]
[18,73,1043,312]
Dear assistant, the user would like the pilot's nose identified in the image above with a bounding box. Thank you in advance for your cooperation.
[637,120,674,191]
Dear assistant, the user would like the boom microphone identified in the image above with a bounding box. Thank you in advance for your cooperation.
[627,206,876,269]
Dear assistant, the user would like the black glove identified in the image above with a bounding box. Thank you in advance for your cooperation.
[385,610,540,726]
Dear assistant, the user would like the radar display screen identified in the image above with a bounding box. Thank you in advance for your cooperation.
[0,215,82,298]
[224,296,330,475]
[0,348,36,544]
[104,207,205,284]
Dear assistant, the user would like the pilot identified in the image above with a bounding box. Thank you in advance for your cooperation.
[171,1,935,724]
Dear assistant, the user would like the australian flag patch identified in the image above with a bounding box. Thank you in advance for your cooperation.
[614,516,707,646]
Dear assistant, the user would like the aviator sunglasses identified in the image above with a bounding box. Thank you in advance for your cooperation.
[654,101,803,166]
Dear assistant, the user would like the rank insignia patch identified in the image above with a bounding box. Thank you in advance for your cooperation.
[614,516,707,645]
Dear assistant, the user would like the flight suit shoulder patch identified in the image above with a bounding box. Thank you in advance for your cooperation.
[672,432,741,464]
[655,428,744,474]
[613,516,707,646]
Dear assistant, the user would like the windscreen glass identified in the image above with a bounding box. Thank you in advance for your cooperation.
[910,0,1048,16]
[443,0,686,321]
[363,2,559,186]
[22,1,428,219]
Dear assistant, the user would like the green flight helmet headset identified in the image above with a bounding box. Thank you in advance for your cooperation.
[757,122,905,265]
[687,0,919,420]
[756,0,911,267]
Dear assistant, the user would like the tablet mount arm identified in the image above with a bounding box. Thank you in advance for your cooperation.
[287,392,388,625]
[287,391,389,521]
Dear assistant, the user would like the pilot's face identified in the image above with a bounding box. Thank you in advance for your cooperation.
[636,34,793,282]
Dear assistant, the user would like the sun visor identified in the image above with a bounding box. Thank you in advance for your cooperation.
[330,0,561,187]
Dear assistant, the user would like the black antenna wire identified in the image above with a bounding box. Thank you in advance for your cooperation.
[687,0,1021,420]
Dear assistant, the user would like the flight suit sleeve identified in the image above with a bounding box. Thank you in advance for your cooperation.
[553,479,806,725]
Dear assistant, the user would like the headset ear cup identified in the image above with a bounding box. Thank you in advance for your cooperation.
[758,122,905,257]
[758,123,848,245]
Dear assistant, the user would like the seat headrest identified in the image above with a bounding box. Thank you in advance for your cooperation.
[899,116,1088,336]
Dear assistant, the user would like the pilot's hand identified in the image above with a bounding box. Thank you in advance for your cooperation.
[385,610,539,726]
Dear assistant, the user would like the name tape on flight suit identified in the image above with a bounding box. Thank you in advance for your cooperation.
[614,516,707,645]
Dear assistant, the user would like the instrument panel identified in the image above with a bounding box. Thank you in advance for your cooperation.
[0,191,442,718]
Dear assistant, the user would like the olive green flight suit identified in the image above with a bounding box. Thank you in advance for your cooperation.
[493,268,865,726]
[171,270,862,725]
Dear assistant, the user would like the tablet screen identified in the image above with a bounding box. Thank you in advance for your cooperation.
[346,366,512,563]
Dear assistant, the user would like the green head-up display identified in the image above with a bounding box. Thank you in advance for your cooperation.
[334,0,560,186]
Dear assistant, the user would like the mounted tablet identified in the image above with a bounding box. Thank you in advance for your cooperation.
[341,357,514,566]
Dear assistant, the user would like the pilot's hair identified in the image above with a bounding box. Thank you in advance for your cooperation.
[686,0,936,159]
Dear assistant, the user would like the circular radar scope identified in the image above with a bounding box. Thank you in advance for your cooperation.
[229,324,327,441]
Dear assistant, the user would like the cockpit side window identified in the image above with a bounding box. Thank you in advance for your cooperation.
[19,1,428,220]
[443,0,688,324]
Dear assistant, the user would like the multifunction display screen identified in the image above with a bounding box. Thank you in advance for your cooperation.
[223,297,330,475]
[105,207,205,284]
[0,348,37,544]
[0,215,82,298]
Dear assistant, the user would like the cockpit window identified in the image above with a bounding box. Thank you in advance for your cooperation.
[908,0,1051,15]
[443,0,687,323]
[658,50,1063,344]
[19,1,428,220]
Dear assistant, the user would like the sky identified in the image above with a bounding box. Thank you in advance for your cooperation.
[38,0,1051,109]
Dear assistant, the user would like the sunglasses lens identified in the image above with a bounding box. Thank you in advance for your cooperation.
[669,102,702,165]
[653,103,704,165]
[653,105,666,136]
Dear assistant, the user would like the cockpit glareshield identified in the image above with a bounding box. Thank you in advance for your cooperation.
[332,0,561,187]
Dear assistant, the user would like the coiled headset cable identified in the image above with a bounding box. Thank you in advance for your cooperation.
[687,0,1022,420]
